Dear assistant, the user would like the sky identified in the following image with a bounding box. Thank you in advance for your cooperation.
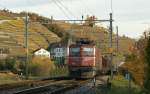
[0,0,150,38]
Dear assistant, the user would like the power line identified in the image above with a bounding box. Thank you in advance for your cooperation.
[52,0,71,19]
[55,0,76,18]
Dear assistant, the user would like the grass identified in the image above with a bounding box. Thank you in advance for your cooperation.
[107,75,141,94]
[84,75,141,94]
[0,65,68,82]
[0,72,21,85]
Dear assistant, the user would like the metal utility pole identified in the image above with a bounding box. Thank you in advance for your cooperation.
[50,16,53,24]
[109,13,113,80]
[115,26,119,73]
[116,26,119,52]
[25,12,29,80]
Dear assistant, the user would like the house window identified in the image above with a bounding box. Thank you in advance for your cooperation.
[38,51,41,53]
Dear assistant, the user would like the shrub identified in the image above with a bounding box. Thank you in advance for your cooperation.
[5,57,16,70]
[29,57,55,77]
[0,60,5,70]
[0,57,16,71]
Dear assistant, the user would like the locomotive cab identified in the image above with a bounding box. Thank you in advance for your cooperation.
[68,39,102,78]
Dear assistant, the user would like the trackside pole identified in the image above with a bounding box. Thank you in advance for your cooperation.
[109,13,113,80]
[25,12,29,80]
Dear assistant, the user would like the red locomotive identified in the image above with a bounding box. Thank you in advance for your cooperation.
[68,39,110,78]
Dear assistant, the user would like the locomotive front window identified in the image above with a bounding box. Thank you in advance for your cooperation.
[83,48,94,56]
[70,48,80,56]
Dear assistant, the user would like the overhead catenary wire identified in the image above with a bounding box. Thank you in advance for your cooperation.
[55,0,76,19]
[51,0,71,19]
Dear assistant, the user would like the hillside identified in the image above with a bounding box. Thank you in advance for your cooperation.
[0,19,60,56]
[21,11,135,55]
[118,36,135,54]
[0,10,135,57]
[57,22,106,41]
[0,10,20,20]
[57,22,135,54]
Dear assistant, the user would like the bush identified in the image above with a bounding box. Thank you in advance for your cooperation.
[5,58,16,70]
[0,57,16,72]
[29,57,55,77]
[0,60,5,70]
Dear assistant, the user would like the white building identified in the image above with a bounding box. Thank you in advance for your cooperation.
[34,48,50,59]
[0,48,9,59]
[50,47,67,65]
[53,48,65,57]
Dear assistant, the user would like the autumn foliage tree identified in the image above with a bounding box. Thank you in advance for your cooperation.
[122,35,147,86]
[144,37,150,94]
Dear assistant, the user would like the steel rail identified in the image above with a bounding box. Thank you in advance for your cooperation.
[13,80,91,94]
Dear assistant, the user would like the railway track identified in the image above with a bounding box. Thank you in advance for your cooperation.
[0,80,56,94]
[0,76,108,94]
[13,79,91,94]
[0,76,72,94]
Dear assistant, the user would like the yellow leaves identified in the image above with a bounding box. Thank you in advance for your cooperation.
[30,57,55,76]
[109,48,114,53]
[123,54,146,86]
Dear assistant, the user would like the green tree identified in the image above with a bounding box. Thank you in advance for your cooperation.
[5,57,16,71]
[144,37,150,94]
